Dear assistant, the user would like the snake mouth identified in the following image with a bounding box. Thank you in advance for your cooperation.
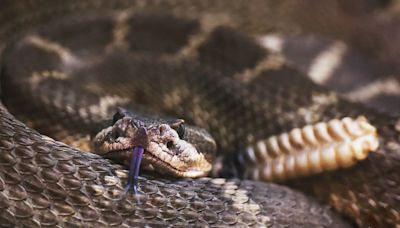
[103,147,211,178]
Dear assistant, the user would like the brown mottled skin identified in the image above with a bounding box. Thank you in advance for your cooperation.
[0,0,399,227]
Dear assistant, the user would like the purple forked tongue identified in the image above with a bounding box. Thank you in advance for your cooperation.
[125,146,144,194]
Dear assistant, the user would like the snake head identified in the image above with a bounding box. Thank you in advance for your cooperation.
[93,108,215,178]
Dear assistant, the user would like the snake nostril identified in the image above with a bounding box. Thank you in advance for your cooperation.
[167,141,174,149]
[111,127,121,139]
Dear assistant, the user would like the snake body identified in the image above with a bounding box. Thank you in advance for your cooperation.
[0,1,399,227]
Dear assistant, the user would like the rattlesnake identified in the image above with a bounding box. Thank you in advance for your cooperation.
[0,1,399,227]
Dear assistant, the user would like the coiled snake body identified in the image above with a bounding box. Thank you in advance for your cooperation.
[0,1,399,227]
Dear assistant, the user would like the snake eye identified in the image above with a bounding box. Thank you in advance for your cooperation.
[112,107,134,124]
[170,119,185,139]
[112,111,124,125]
[177,124,185,139]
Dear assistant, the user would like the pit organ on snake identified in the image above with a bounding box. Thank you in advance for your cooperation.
[0,1,399,227]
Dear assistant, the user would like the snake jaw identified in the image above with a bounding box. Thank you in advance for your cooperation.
[92,112,212,178]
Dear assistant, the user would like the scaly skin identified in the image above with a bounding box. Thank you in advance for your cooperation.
[0,1,399,227]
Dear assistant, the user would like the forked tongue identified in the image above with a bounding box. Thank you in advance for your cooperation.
[125,146,144,194]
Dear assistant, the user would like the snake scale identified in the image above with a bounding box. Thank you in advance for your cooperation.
[0,1,399,227]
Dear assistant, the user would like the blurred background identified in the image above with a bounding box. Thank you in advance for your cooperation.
[161,0,400,115]
[210,0,400,116]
